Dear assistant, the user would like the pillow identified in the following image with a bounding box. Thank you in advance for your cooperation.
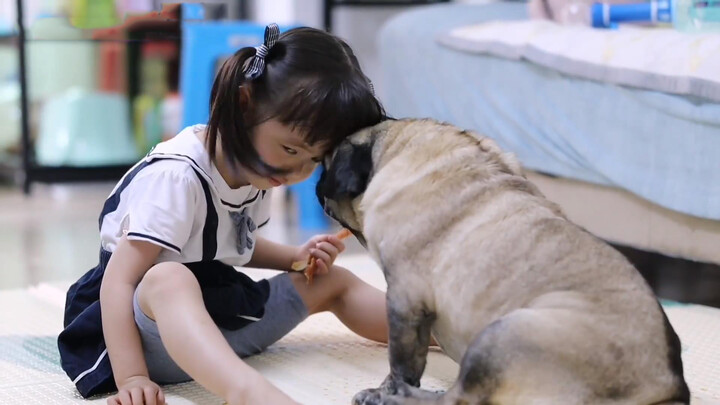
[437,20,720,102]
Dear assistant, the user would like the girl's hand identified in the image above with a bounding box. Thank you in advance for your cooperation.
[291,234,346,277]
[108,375,165,405]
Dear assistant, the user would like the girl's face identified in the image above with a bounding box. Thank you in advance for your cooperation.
[244,119,327,190]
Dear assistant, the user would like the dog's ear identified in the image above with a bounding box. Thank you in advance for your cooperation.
[317,141,373,203]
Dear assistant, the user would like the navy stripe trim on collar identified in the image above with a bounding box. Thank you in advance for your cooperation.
[148,152,212,182]
[257,218,270,228]
[221,189,261,209]
[126,232,181,253]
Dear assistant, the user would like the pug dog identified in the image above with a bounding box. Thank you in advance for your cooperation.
[316,119,689,405]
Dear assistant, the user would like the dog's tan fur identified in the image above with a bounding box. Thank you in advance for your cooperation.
[317,119,689,405]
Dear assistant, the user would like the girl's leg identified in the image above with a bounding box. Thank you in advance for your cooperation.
[288,266,389,344]
[136,262,298,405]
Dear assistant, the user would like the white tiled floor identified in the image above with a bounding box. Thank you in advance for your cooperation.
[0,183,112,290]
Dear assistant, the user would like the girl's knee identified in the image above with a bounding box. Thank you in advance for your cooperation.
[141,262,197,292]
[331,265,361,286]
[322,266,363,310]
[302,265,362,313]
[138,263,198,315]
[321,265,359,297]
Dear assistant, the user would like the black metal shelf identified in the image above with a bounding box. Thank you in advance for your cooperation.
[16,0,32,193]
[28,164,134,183]
[9,0,180,193]
[22,36,181,43]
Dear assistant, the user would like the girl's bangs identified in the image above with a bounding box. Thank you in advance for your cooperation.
[273,77,384,148]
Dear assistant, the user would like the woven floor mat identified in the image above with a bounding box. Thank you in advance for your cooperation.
[0,255,717,404]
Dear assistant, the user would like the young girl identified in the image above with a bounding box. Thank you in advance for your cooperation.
[58,24,388,405]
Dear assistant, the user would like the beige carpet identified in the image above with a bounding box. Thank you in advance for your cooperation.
[0,254,718,404]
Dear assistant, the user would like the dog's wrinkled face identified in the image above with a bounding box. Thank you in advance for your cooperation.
[316,134,375,247]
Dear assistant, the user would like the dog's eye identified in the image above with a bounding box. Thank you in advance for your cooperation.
[282,146,298,155]
[311,156,322,163]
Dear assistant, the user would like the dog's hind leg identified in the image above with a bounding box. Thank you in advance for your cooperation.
[429,305,676,405]
[423,308,594,405]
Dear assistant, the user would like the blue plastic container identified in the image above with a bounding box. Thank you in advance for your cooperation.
[592,0,720,31]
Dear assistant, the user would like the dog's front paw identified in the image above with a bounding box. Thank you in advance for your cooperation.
[379,375,415,397]
[352,388,384,405]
